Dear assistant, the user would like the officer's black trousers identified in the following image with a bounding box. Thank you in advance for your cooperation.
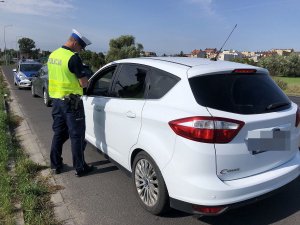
[50,98,87,172]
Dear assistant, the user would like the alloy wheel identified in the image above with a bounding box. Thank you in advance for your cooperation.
[134,158,159,207]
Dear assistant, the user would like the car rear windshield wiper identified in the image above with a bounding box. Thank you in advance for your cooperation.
[266,102,291,111]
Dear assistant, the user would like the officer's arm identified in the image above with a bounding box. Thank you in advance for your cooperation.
[69,54,88,88]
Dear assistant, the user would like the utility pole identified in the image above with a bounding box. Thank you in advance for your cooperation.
[4,24,13,65]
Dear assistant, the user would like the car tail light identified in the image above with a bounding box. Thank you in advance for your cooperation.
[169,116,244,143]
[192,205,228,215]
[296,107,300,127]
[232,69,257,74]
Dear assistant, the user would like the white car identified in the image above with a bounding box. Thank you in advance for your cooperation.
[82,57,300,215]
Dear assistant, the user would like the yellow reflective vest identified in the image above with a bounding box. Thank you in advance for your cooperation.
[48,48,83,99]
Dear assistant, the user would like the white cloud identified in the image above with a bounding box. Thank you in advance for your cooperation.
[0,0,75,16]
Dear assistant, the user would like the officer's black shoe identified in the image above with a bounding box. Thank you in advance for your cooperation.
[52,168,62,175]
[51,164,63,175]
[75,165,95,177]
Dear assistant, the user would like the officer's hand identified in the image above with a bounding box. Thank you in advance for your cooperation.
[79,77,89,88]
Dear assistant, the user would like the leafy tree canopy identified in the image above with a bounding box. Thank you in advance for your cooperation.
[106,35,143,62]
[18,37,36,53]
[258,53,300,77]
[79,50,106,72]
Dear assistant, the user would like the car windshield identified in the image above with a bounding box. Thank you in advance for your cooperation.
[189,73,291,114]
[20,64,42,72]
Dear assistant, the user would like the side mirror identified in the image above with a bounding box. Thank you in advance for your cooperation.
[12,69,17,72]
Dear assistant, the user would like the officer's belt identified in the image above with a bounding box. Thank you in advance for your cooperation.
[61,94,81,101]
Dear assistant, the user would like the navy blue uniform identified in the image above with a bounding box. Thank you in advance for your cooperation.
[50,46,90,174]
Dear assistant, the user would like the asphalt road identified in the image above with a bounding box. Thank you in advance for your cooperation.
[2,66,300,225]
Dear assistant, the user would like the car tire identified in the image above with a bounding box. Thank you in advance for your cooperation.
[132,151,170,215]
[43,89,51,107]
[31,85,38,97]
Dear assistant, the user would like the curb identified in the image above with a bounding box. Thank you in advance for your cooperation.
[1,68,76,225]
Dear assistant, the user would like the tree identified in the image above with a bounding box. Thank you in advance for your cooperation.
[18,37,36,55]
[229,57,257,66]
[79,50,106,72]
[79,50,93,64]
[257,53,300,77]
[258,55,285,76]
[284,53,300,77]
[90,52,105,70]
[106,35,143,62]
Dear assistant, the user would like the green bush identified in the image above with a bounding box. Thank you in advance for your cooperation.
[274,78,288,90]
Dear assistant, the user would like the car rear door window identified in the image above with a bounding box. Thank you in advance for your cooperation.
[189,73,291,114]
[147,69,180,99]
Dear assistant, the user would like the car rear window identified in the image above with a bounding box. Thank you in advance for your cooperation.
[189,73,291,114]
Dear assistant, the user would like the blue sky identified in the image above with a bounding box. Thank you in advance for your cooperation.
[0,0,300,55]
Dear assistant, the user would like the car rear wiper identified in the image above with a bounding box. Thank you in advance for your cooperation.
[266,102,291,111]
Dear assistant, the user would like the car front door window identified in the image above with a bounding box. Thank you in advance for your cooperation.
[113,65,149,99]
[88,66,116,96]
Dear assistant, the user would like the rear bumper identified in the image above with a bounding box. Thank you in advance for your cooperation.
[164,151,300,214]
[170,175,299,215]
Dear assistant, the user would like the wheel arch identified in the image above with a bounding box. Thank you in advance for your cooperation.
[130,148,143,170]
[130,145,172,176]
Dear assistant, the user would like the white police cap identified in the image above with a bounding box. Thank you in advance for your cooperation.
[71,29,92,49]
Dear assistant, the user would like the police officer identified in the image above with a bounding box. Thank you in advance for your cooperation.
[48,29,94,177]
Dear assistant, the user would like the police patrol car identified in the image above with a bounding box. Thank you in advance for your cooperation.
[13,59,42,89]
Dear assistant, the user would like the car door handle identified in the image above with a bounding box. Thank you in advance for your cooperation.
[126,111,136,118]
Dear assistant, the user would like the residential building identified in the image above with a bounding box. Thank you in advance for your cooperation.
[241,51,256,58]
[218,50,242,61]
[142,51,157,57]
[190,49,206,58]
[204,48,217,59]
[271,48,294,56]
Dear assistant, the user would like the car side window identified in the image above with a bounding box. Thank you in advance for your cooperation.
[112,65,149,99]
[87,66,117,96]
[147,69,180,99]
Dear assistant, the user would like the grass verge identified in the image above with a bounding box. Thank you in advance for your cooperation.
[0,70,61,225]
[273,76,300,96]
